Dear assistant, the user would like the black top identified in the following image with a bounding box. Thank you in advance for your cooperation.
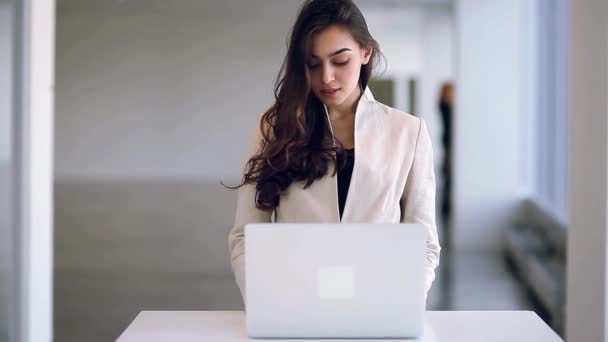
[336,148,355,220]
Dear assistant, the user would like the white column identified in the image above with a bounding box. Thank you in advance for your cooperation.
[453,0,528,250]
[0,2,12,341]
[566,1,608,341]
[13,0,55,341]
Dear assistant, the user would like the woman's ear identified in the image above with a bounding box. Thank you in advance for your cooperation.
[361,46,373,65]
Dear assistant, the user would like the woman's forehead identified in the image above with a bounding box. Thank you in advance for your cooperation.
[310,26,359,57]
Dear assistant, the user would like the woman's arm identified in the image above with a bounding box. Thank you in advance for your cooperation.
[400,118,441,296]
[228,117,272,303]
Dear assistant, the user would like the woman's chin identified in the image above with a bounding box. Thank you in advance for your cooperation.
[318,95,344,107]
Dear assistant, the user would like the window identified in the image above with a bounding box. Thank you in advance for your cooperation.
[532,0,570,224]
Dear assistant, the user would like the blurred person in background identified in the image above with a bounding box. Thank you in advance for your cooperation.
[438,82,454,227]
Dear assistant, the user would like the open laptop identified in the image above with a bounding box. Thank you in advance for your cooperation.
[245,223,427,339]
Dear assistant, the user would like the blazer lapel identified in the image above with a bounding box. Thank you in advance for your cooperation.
[323,86,377,223]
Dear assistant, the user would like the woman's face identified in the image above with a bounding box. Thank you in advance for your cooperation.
[307,25,372,112]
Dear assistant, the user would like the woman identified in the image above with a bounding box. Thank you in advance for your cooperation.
[228,0,440,304]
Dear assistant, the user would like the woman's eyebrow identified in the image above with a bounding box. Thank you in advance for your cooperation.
[311,48,352,58]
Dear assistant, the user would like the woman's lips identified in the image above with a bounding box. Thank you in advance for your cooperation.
[320,88,341,98]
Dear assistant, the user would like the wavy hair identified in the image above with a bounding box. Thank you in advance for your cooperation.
[228,0,383,212]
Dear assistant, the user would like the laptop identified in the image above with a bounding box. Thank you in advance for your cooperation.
[245,223,427,339]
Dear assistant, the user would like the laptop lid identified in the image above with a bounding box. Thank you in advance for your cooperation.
[245,223,427,338]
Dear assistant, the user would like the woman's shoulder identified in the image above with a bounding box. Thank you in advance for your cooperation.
[370,100,423,132]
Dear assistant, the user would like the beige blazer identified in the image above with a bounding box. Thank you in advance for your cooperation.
[228,87,441,302]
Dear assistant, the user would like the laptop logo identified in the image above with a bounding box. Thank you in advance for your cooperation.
[317,266,354,298]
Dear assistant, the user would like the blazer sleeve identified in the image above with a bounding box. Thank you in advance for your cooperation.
[228,116,273,303]
[400,118,441,297]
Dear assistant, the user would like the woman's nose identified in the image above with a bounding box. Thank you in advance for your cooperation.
[321,66,334,84]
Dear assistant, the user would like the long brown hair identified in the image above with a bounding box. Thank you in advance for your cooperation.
[229,0,383,212]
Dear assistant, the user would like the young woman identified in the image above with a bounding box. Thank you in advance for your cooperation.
[228,0,440,303]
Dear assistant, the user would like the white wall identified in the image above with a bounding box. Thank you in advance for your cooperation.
[566,0,608,340]
[55,1,302,181]
[363,9,424,77]
[8,0,56,340]
[454,0,529,250]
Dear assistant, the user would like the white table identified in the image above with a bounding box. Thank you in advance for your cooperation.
[116,311,563,341]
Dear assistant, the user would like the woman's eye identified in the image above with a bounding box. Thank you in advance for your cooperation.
[334,60,350,66]
[307,59,349,69]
